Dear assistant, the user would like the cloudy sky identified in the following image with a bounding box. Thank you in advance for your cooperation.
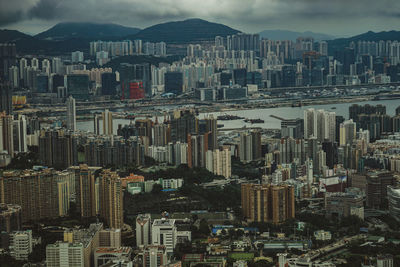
[1,0,400,36]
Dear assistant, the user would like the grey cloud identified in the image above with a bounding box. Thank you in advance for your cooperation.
[1,0,400,35]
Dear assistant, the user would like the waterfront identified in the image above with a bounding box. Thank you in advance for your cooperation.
[76,98,400,134]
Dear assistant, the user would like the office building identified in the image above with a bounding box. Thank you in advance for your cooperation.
[123,81,145,100]
[0,203,22,233]
[9,230,33,260]
[35,73,49,93]
[136,214,152,247]
[241,184,295,224]
[119,63,151,97]
[66,96,76,131]
[101,72,117,96]
[165,72,183,95]
[152,217,177,253]
[0,83,12,115]
[99,170,124,229]
[66,74,90,100]
[102,109,113,135]
[366,171,396,209]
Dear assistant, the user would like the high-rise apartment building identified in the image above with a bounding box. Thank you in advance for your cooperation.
[205,147,231,178]
[1,112,14,156]
[0,203,22,233]
[102,109,113,135]
[13,114,27,153]
[99,170,124,229]
[340,119,357,146]
[9,230,33,260]
[69,165,101,218]
[0,169,71,222]
[66,96,76,131]
[241,183,295,224]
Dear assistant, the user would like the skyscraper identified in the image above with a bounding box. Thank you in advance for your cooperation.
[340,119,357,146]
[164,72,183,95]
[66,96,76,131]
[99,170,123,229]
[304,108,316,139]
[0,83,13,115]
[136,214,151,247]
[102,109,113,136]
[13,115,27,153]
[0,112,14,156]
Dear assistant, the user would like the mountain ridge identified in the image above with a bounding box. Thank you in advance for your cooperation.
[35,22,141,41]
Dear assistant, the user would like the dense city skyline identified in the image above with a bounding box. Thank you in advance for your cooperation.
[1,0,400,35]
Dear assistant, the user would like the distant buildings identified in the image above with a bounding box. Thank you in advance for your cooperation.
[71,51,84,63]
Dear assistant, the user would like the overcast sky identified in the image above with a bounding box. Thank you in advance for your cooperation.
[1,0,400,36]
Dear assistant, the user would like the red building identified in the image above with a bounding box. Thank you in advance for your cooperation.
[122,81,145,100]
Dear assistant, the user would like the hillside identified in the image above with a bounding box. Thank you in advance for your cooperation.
[259,29,334,41]
[0,29,32,43]
[130,18,241,43]
[328,30,400,53]
[35,22,141,41]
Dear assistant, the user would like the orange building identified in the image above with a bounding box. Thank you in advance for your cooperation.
[121,173,145,188]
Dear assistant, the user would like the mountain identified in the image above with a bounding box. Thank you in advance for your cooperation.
[0,29,32,43]
[328,30,400,53]
[35,22,141,41]
[259,29,335,41]
[130,18,240,43]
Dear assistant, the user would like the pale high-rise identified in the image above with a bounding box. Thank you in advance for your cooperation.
[136,214,152,247]
[102,109,113,135]
[66,96,76,131]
